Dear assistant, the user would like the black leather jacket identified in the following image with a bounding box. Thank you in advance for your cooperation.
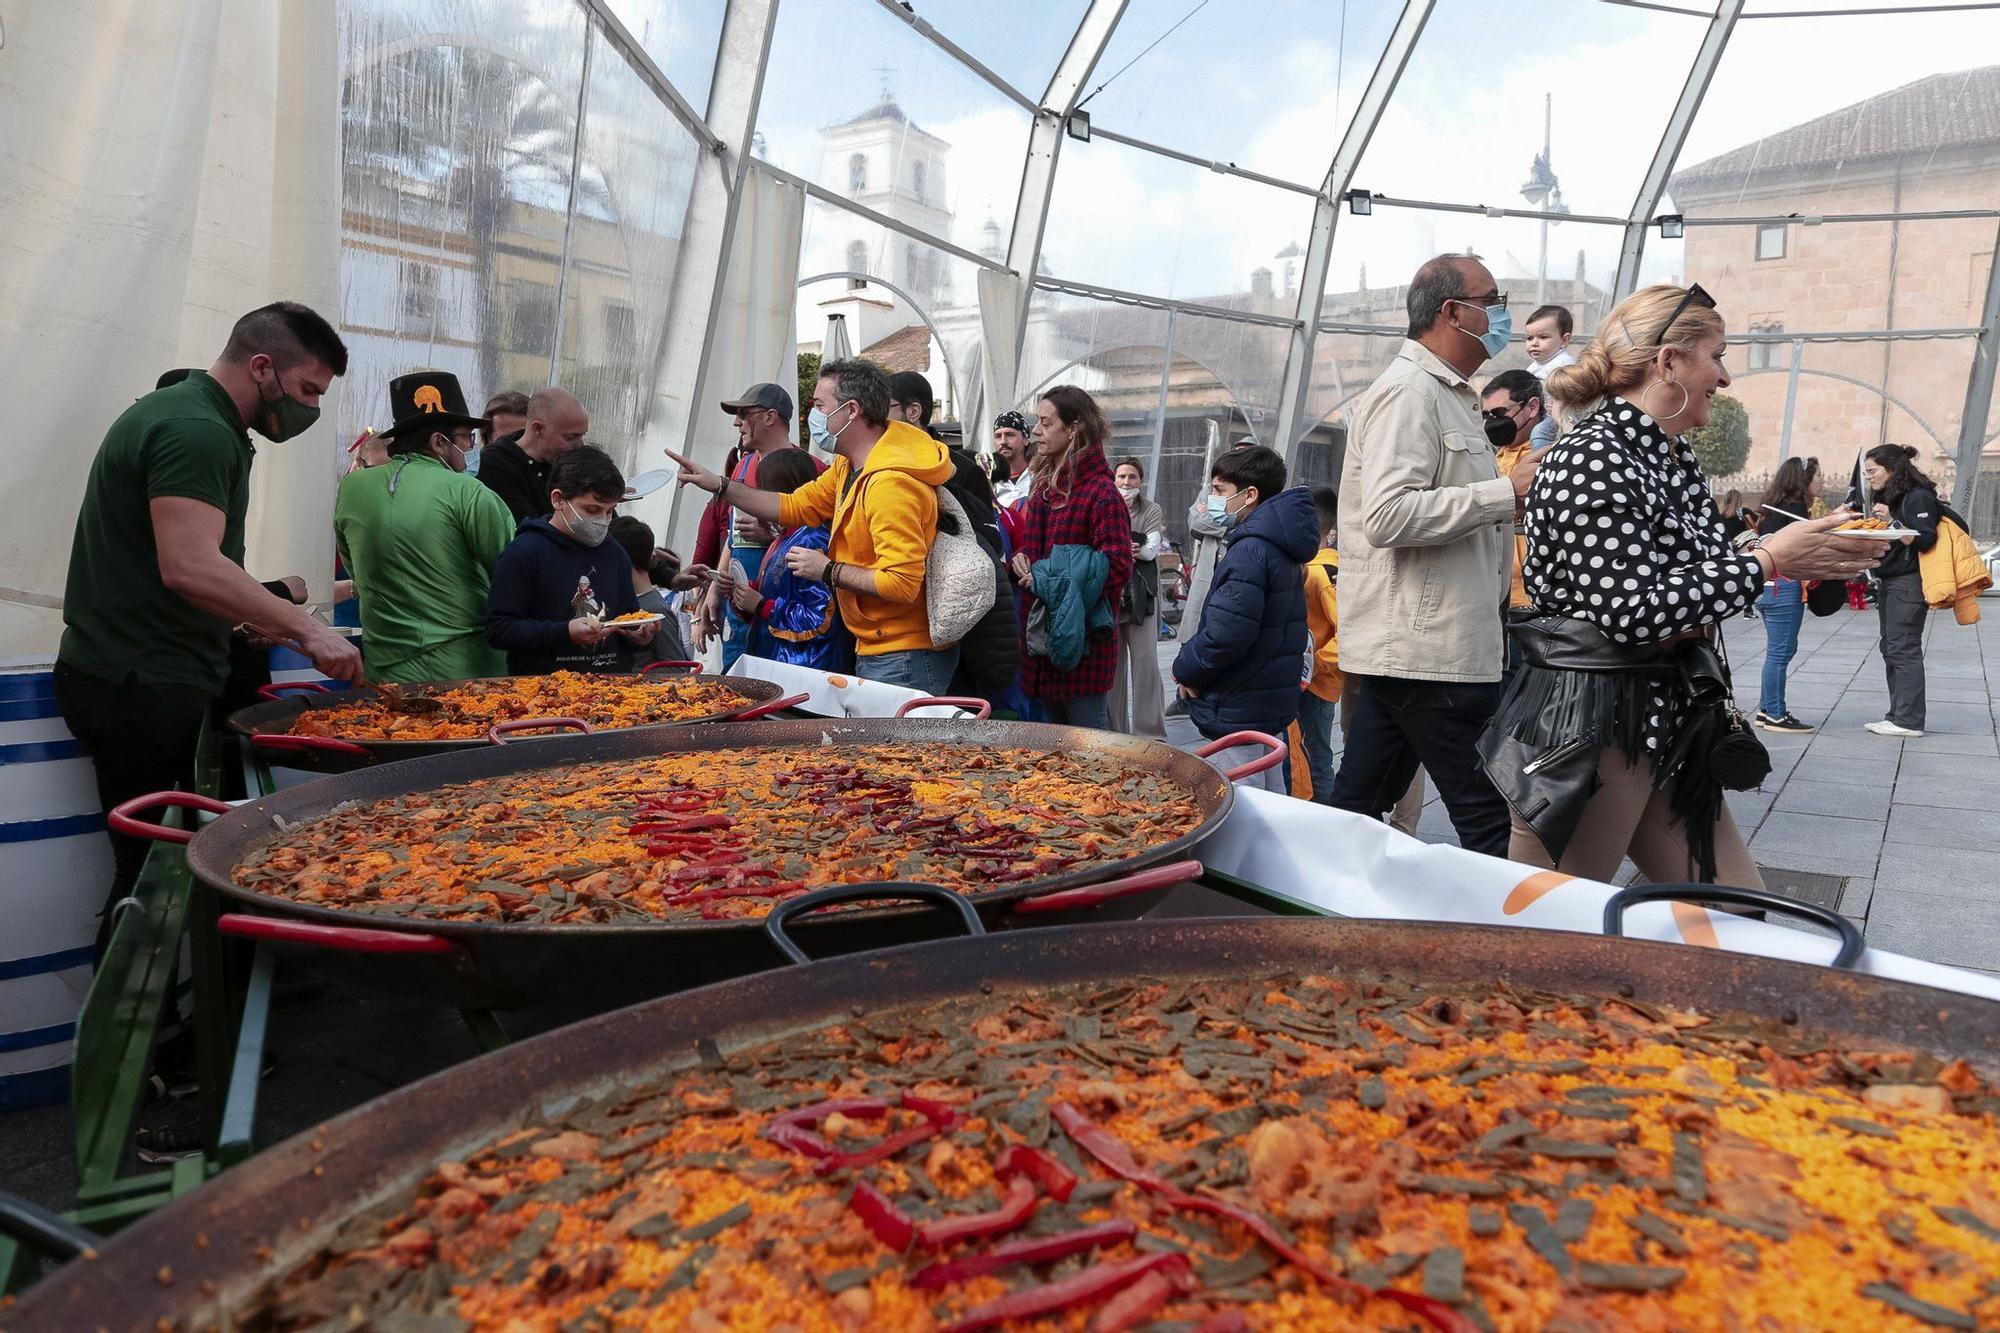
[1477,614,1683,866]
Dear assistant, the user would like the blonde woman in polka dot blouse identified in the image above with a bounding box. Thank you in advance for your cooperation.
[1486,284,1888,886]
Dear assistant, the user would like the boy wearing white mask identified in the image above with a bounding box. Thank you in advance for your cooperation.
[486,445,659,674]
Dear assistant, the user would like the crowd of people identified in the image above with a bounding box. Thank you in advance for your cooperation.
[56,260,1995,966]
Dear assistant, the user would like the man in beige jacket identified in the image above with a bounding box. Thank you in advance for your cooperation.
[1328,255,1542,855]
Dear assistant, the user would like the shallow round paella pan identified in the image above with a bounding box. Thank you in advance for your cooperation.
[9,907,1999,1330]
[113,719,1279,1010]
[224,662,792,773]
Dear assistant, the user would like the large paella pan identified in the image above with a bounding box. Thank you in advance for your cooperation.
[9,910,1998,1330]
[224,664,793,772]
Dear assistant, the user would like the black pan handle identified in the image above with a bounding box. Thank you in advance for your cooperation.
[1603,883,1865,970]
[764,882,985,966]
[0,1189,99,1262]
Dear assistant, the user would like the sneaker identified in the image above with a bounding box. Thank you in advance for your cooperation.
[1164,697,1189,718]
[1865,719,1924,738]
[134,1099,206,1163]
[1758,713,1815,734]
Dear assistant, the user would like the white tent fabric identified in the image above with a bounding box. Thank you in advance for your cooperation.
[0,0,341,660]
[649,163,804,555]
[972,268,1025,447]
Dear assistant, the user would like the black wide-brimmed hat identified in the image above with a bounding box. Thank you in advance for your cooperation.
[380,371,491,440]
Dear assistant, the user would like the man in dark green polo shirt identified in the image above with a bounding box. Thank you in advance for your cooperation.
[57,301,364,928]
[334,371,517,683]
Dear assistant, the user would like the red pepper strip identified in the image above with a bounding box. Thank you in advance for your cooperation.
[942,1252,1192,1333]
[998,1144,1077,1202]
[1050,1103,1477,1333]
[628,814,734,834]
[898,1091,963,1132]
[664,853,751,881]
[770,1097,886,1131]
[813,1122,944,1176]
[908,1220,1137,1290]
[1089,1266,1189,1333]
[850,1180,915,1252]
[914,1175,1039,1250]
[1051,1102,1343,1288]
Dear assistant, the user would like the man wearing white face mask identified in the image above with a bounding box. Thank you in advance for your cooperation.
[1327,255,1546,856]
[486,444,658,674]
[335,371,518,683]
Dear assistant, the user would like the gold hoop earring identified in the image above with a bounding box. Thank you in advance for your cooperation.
[1647,378,1690,422]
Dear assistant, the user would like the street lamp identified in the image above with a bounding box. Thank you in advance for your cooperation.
[1519,93,1569,308]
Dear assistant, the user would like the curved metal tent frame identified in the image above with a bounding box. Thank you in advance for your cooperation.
[563,0,2000,532]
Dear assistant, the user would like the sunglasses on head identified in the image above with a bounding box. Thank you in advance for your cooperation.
[1650,283,1716,348]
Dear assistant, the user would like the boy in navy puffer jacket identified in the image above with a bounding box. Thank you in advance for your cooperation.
[1171,446,1318,793]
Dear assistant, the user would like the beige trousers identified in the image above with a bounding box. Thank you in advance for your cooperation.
[1107,611,1167,740]
[1508,747,1763,888]
[1339,692,1424,836]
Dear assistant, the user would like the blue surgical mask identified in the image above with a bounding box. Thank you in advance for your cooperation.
[808,402,852,452]
[462,444,482,476]
[1452,301,1513,359]
[1206,492,1241,530]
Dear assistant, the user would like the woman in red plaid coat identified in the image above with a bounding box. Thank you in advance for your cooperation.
[1008,386,1134,728]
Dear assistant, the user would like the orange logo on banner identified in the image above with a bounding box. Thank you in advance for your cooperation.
[1502,870,1573,914]
[414,385,444,413]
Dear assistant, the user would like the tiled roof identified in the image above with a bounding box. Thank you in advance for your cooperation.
[1673,65,2000,192]
[859,323,932,373]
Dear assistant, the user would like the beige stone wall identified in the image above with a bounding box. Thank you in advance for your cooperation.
[1678,153,2000,481]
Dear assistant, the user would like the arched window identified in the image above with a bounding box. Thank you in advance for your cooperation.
[848,153,867,192]
[846,240,868,290]
[912,161,926,203]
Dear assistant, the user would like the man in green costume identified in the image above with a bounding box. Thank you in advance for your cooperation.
[334,371,517,683]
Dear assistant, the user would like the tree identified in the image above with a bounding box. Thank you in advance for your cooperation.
[796,351,821,448]
[1688,392,1751,478]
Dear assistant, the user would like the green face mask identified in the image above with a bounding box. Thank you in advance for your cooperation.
[255,370,320,442]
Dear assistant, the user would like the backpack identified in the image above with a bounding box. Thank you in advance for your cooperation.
[926,484,998,648]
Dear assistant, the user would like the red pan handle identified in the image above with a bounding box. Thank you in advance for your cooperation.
[894,696,994,720]
[107,791,235,845]
[217,913,456,955]
[248,733,374,759]
[257,680,331,701]
[639,660,703,676]
[1194,730,1288,782]
[1010,859,1204,916]
[734,692,809,721]
[487,716,593,743]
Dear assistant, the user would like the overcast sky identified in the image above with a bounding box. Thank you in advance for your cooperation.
[746,0,2000,338]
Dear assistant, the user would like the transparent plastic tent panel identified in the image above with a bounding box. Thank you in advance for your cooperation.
[1723,335,1977,486]
[895,0,1093,101]
[1294,327,1406,459]
[1322,211,1632,341]
[754,0,1034,260]
[335,0,588,445]
[600,0,727,113]
[1669,7,2000,219]
[799,196,987,428]
[1077,0,1405,186]
[1040,134,1318,302]
[552,25,705,462]
[1353,0,1710,219]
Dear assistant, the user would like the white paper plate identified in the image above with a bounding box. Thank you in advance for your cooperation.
[1830,526,1919,541]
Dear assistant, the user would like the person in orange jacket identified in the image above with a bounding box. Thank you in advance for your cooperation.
[1297,488,1344,802]
[667,359,960,693]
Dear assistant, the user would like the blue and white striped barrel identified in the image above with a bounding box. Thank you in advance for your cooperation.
[0,665,111,1110]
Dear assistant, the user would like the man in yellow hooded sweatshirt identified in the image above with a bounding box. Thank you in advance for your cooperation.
[667,359,960,693]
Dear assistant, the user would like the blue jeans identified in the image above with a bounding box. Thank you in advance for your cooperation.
[858,645,961,697]
[1756,577,1802,717]
[1296,690,1337,804]
[1041,694,1109,729]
